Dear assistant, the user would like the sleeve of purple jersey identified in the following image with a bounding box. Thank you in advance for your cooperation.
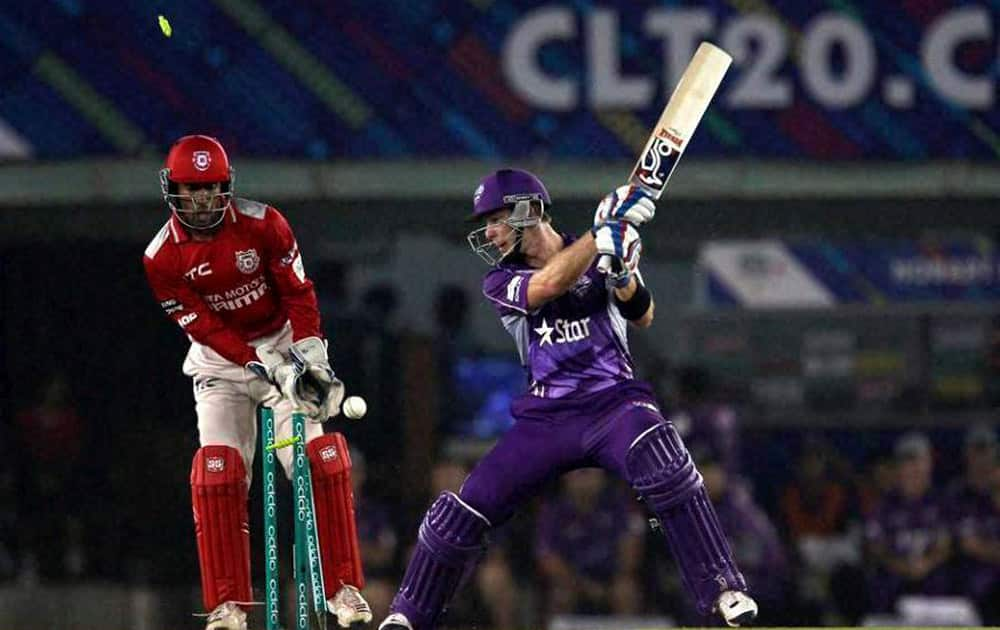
[482,268,531,315]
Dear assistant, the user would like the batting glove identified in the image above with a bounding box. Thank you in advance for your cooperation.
[593,185,656,229]
[592,220,642,287]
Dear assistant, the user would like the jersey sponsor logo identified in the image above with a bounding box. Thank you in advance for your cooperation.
[206,456,225,473]
[534,316,591,346]
[506,275,523,302]
[235,248,260,274]
[159,298,183,315]
[192,150,211,171]
[318,445,338,462]
[178,312,198,327]
[204,275,269,312]
[184,262,213,280]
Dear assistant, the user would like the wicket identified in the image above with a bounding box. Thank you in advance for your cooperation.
[259,406,328,630]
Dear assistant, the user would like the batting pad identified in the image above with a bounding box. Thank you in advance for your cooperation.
[391,492,491,629]
[308,432,364,594]
[627,423,746,614]
[191,445,252,611]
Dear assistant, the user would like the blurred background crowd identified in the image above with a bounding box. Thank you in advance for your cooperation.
[1,1,999,628]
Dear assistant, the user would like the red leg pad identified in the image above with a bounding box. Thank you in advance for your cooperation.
[191,446,252,611]
[308,433,365,594]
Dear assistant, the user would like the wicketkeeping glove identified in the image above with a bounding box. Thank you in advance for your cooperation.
[245,344,299,400]
[592,220,642,287]
[288,337,345,421]
[593,185,656,229]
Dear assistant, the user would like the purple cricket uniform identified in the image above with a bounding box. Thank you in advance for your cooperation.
[864,490,951,611]
[946,483,1000,600]
[387,232,746,630]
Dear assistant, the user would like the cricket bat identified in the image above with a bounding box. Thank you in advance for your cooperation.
[599,42,732,274]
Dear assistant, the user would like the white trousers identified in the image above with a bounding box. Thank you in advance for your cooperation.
[182,322,324,482]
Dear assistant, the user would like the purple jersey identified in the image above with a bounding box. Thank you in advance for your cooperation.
[946,482,1000,598]
[865,490,949,559]
[482,236,634,400]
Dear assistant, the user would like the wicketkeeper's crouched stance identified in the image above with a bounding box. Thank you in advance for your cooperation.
[380,169,758,630]
[143,135,370,630]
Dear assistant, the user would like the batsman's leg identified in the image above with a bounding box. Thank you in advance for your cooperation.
[382,492,490,630]
[626,422,756,625]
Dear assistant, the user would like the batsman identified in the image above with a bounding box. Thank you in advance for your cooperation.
[379,169,758,630]
[143,135,370,630]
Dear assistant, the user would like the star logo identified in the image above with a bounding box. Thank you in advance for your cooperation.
[534,318,555,347]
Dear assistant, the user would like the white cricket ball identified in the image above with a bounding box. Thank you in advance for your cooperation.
[342,396,367,420]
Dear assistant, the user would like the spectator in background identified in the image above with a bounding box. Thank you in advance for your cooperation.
[864,432,951,613]
[946,424,999,622]
[856,454,897,520]
[433,284,474,434]
[350,447,399,621]
[536,468,645,617]
[668,366,741,477]
[14,374,88,581]
[780,435,850,540]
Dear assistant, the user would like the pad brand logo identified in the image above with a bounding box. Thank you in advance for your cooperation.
[534,316,591,346]
[192,150,211,171]
[206,456,225,473]
[235,248,260,274]
[319,445,338,462]
[506,275,523,302]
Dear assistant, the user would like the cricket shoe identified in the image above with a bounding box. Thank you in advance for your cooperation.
[328,584,373,628]
[205,601,247,630]
[378,612,413,630]
[716,590,758,627]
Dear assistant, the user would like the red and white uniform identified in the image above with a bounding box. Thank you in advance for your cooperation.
[143,198,327,474]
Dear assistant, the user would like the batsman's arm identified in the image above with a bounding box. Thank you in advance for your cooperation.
[613,275,655,328]
[143,254,258,366]
[526,232,598,309]
[264,207,321,341]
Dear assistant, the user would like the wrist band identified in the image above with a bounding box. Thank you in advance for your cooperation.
[615,283,651,320]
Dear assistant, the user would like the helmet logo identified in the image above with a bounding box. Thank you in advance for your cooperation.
[473,183,484,205]
[192,150,212,171]
[235,249,260,274]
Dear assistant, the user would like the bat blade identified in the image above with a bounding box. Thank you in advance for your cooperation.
[629,42,732,199]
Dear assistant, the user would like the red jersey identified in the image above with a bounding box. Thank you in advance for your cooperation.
[143,199,321,367]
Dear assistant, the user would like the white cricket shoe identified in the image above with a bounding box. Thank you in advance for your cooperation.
[378,612,413,630]
[716,590,758,627]
[328,584,373,627]
[205,601,247,630]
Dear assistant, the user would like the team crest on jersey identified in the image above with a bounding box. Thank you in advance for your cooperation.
[235,249,260,274]
[206,456,225,473]
[192,150,212,171]
[571,274,593,297]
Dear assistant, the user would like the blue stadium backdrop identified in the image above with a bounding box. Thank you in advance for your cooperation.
[0,1,996,159]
